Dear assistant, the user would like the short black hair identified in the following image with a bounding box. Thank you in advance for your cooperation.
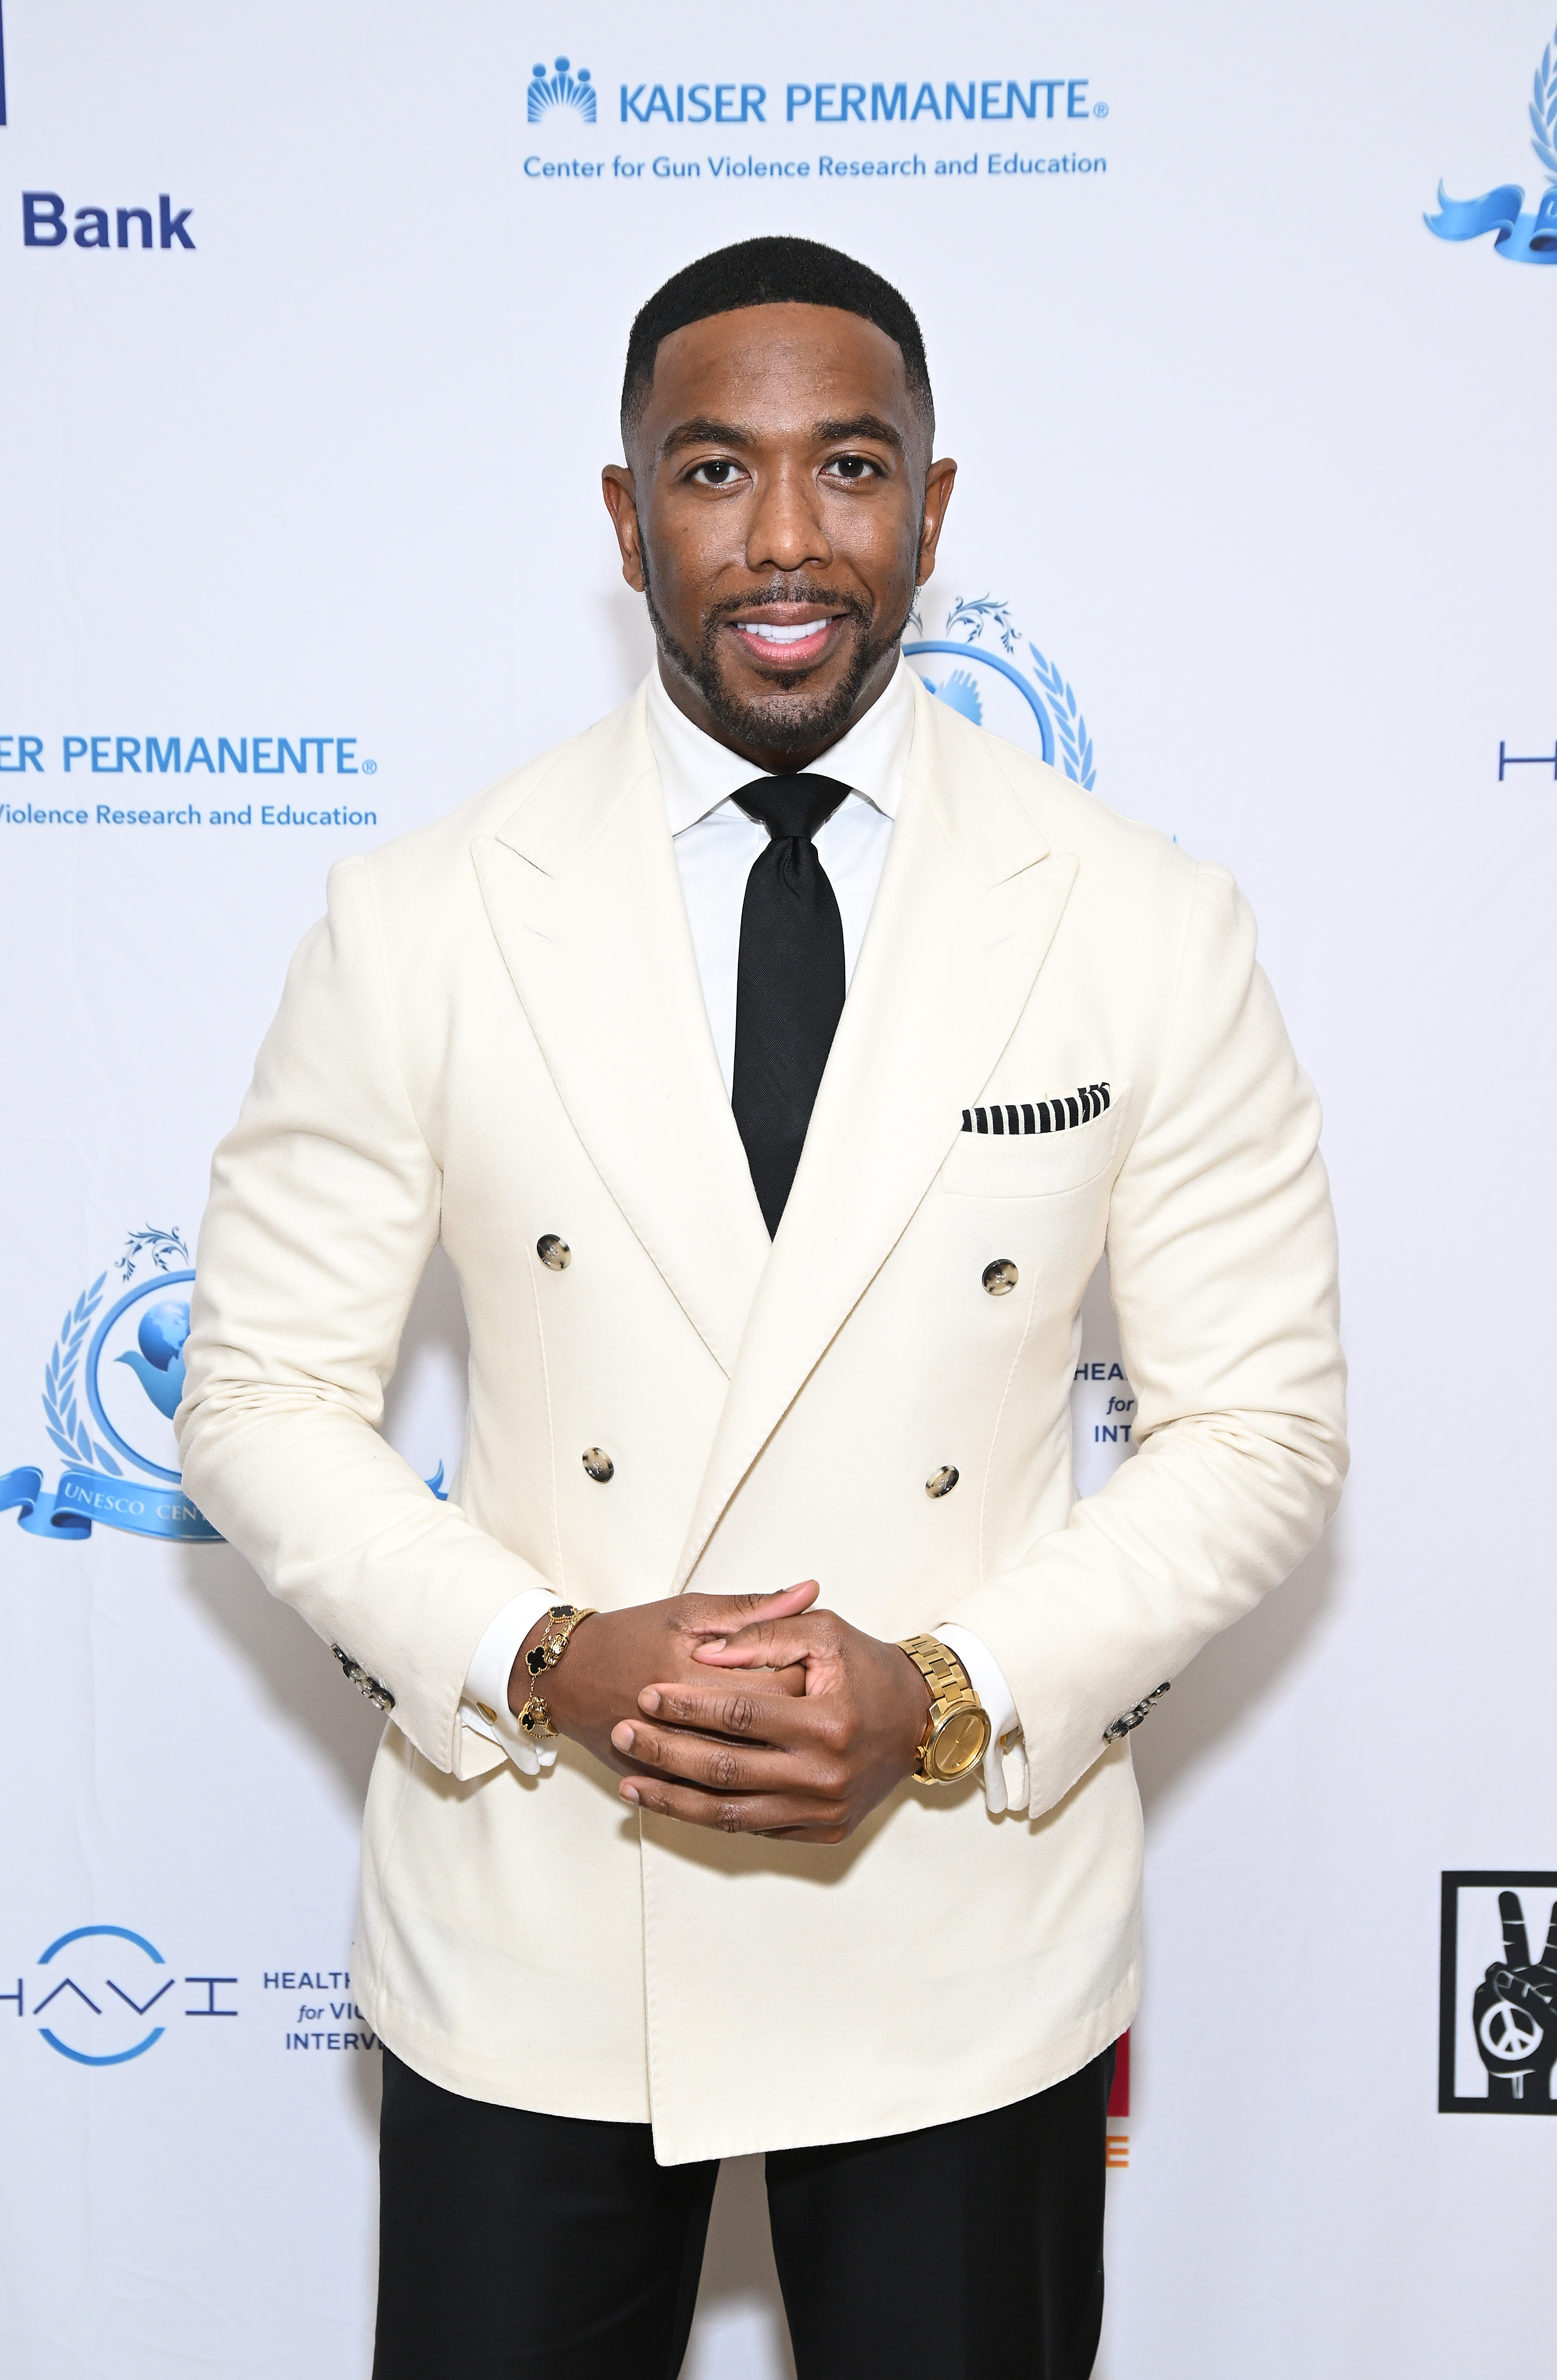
[621,236,933,440]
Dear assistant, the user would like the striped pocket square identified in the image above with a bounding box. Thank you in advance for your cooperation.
[961,1083,1111,1136]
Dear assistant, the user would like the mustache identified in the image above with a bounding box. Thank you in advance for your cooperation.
[706,582,871,628]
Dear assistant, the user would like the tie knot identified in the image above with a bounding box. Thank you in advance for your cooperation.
[732,772,850,845]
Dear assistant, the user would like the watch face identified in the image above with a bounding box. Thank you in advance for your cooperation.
[930,1706,992,1779]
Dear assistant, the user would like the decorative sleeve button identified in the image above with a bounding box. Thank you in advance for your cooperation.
[582,1448,615,1483]
[536,1234,572,1271]
[331,1645,395,1713]
[1103,1682,1170,1743]
[925,1465,959,1499]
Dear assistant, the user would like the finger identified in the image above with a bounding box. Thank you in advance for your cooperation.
[682,1581,819,1642]
[1499,1889,1532,1971]
[611,1717,814,1797]
[692,1616,840,1673]
[619,1773,848,1844]
[719,1661,808,1701]
[636,1680,844,1751]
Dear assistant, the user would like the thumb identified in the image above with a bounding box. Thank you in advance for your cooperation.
[682,1579,819,1643]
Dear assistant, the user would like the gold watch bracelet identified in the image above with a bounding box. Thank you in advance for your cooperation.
[896,1632,991,1784]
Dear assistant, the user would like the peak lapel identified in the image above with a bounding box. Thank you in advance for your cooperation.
[673,682,1079,1589]
[473,690,769,1377]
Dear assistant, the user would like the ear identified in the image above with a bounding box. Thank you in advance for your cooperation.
[915,456,958,587]
[601,466,645,592]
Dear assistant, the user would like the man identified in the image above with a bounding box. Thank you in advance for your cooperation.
[179,236,1346,2378]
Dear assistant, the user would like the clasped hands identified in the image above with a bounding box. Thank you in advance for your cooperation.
[509,1583,931,1845]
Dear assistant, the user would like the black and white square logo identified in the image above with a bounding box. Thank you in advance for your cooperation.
[1439,1872,1557,2113]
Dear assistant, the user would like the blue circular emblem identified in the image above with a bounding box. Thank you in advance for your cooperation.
[85,1269,194,1483]
[905,595,1097,790]
[35,1924,170,2065]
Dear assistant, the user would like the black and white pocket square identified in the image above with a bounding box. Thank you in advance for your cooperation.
[962,1082,1112,1137]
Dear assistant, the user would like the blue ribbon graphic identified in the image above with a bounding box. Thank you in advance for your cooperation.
[1425,181,1557,264]
[0,1461,220,1543]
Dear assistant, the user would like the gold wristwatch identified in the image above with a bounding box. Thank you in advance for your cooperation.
[897,1634,992,1784]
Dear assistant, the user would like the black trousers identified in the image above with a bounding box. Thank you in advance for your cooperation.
[374,2043,1114,2380]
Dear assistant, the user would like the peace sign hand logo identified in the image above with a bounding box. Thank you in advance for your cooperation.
[1472,1891,1557,2108]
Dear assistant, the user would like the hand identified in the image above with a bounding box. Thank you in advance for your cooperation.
[610,1596,932,1845]
[510,1584,813,1779]
[1472,1890,1557,2109]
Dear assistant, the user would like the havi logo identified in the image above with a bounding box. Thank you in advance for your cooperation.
[8,1924,238,2065]
[528,54,597,124]
[1425,16,1557,265]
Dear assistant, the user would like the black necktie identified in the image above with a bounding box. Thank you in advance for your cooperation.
[730,773,849,1235]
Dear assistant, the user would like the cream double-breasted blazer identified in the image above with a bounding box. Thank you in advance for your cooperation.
[178,675,1346,2164]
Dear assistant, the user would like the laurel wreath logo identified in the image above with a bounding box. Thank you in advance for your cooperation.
[1532,25,1557,182]
[44,1276,120,1478]
[42,1226,190,1479]
[1026,645,1097,790]
[937,595,1098,791]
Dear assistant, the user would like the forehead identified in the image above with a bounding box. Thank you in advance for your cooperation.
[643,303,911,436]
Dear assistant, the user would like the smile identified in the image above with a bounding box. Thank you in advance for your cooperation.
[730,617,842,665]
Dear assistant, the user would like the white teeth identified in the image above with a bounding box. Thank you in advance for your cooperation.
[740,620,827,643]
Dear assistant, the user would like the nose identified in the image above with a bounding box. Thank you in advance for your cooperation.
[744,459,833,577]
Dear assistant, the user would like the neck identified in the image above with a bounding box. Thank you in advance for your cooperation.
[652,643,900,776]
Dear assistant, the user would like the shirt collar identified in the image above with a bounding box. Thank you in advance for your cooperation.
[645,652,915,837]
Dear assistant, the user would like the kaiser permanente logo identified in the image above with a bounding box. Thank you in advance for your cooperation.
[529,55,597,123]
[1426,15,1557,264]
[0,728,381,830]
[527,51,1108,184]
[522,44,1106,135]
[616,72,1102,127]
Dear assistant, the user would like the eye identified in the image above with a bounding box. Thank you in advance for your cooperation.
[824,453,881,482]
[688,457,745,487]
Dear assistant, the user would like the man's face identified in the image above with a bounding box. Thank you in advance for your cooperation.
[602,302,956,768]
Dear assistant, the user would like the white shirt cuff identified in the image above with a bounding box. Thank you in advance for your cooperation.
[935,1623,1027,1815]
[463,1588,560,1776]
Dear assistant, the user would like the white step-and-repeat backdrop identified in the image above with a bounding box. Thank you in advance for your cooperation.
[2,3,1552,2372]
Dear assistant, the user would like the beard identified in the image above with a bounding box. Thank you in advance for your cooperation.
[642,564,909,760]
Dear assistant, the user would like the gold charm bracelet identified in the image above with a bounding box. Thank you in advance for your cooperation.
[515,1603,598,1740]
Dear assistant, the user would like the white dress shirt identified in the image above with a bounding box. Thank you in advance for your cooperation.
[462,658,1022,1810]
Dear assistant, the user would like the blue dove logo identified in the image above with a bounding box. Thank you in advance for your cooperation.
[115,1299,190,1422]
[917,666,984,725]
[528,54,597,124]
[0,1221,446,1546]
[0,1224,222,1544]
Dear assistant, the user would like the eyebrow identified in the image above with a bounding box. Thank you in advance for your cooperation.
[660,416,756,458]
[812,413,904,453]
[658,411,905,460]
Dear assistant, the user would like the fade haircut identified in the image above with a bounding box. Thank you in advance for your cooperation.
[621,236,934,442]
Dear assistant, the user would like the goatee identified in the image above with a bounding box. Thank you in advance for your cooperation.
[642,570,905,761]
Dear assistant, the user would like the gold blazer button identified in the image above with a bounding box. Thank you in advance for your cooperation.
[925,1465,959,1499]
[582,1448,615,1483]
[536,1234,572,1271]
[981,1259,1019,1295]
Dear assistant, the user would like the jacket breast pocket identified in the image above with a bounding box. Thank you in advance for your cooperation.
[939,1083,1129,1199]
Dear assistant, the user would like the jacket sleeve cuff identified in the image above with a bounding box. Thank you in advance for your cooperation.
[934,1622,1026,1815]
